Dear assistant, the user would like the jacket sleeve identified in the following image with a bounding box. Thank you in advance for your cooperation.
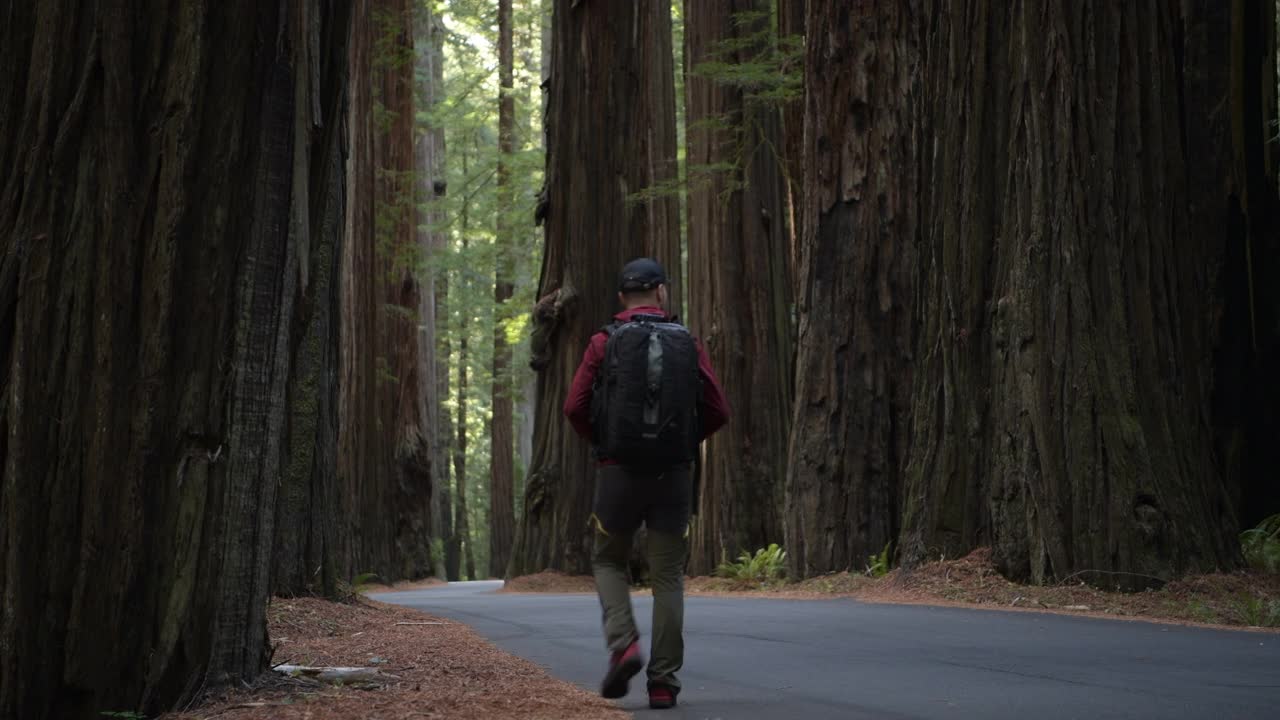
[563,333,605,439]
[696,338,730,440]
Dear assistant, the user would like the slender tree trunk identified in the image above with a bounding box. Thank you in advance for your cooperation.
[455,328,476,581]
[510,0,681,576]
[490,0,517,579]
[785,1,919,579]
[899,0,1271,585]
[455,148,477,582]
[0,2,352,717]
[684,0,792,574]
[339,0,434,583]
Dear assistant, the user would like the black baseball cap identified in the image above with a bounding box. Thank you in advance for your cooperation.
[618,257,667,292]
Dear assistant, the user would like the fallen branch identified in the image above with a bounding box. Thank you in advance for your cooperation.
[273,664,400,686]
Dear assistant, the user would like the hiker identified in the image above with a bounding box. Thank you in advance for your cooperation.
[563,257,730,710]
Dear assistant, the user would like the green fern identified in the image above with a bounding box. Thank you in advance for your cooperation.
[1240,513,1280,574]
[865,542,892,578]
[715,544,788,584]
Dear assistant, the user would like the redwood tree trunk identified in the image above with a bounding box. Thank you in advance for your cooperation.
[339,0,434,583]
[510,0,681,577]
[685,0,792,574]
[490,0,517,579]
[0,1,352,717]
[784,1,919,578]
[899,0,1269,585]
[778,0,806,293]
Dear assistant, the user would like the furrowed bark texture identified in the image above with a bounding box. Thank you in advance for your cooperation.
[511,0,681,577]
[899,0,1268,585]
[0,1,352,717]
[785,1,920,578]
[339,0,434,583]
[685,0,793,575]
[778,0,806,292]
[490,0,517,579]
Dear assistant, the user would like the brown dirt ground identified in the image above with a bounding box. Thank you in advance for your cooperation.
[508,548,1280,632]
[163,596,625,720]
[500,570,598,594]
[359,577,448,593]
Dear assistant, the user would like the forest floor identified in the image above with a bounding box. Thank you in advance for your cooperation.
[504,548,1280,631]
[163,595,626,720]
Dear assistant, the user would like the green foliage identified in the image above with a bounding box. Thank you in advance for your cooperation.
[1231,594,1280,627]
[632,8,802,207]
[425,0,547,579]
[865,542,893,578]
[100,713,145,720]
[1240,513,1280,573]
[352,572,382,592]
[716,543,788,584]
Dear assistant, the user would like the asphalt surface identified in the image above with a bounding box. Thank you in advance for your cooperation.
[371,581,1280,719]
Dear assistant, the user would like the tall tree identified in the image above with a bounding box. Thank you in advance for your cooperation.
[785,0,919,578]
[454,147,478,582]
[0,1,352,717]
[416,0,453,580]
[787,1,1278,583]
[899,0,1274,585]
[339,0,435,582]
[510,0,681,576]
[490,0,518,578]
[684,0,793,574]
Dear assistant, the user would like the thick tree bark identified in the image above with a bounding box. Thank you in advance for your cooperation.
[785,1,919,578]
[897,0,1271,586]
[778,0,806,294]
[684,0,792,574]
[339,0,434,583]
[510,0,681,577]
[490,0,518,579]
[0,1,352,717]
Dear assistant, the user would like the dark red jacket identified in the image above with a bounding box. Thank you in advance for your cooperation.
[564,306,730,453]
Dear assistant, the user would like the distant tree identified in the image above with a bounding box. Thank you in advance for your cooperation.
[339,0,435,583]
[490,0,518,579]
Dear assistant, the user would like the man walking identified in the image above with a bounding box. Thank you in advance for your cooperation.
[563,257,729,710]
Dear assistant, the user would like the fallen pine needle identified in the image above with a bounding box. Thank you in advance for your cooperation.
[395,621,446,626]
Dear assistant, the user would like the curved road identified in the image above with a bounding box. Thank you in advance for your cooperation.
[371,581,1279,719]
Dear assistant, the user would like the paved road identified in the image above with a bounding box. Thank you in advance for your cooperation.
[371,581,1280,719]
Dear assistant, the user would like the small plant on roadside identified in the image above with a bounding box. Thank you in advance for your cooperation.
[1240,513,1280,573]
[865,542,893,578]
[352,572,382,593]
[1231,594,1280,628]
[716,544,788,584]
[100,712,146,720]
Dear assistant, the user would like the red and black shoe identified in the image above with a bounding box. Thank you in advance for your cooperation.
[600,639,643,699]
[648,684,678,710]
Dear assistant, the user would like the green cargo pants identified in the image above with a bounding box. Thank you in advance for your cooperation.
[591,463,692,691]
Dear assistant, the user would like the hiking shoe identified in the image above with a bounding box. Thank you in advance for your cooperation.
[600,640,643,699]
[648,685,678,709]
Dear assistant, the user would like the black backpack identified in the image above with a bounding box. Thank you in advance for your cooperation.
[590,314,701,467]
